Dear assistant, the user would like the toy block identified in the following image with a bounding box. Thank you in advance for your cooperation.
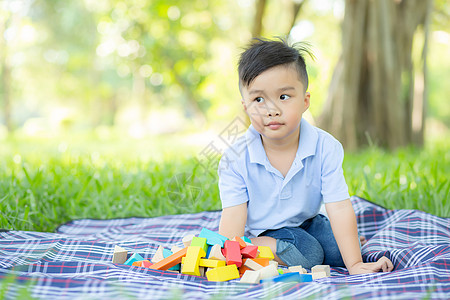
[199,258,226,268]
[132,260,152,268]
[182,234,196,247]
[258,264,279,280]
[149,247,187,270]
[182,257,226,268]
[181,246,206,276]
[206,264,240,282]
[240,270,261,284]
[198,228,228,247]
[278,268,284,275]
[241,245,258,259]
[261,272,305,284]
[311,265,330,277]
[299,273,313,282]
[312,271,328,280]
[151,245,165,263]
[112,245,128,264]
[241,236,252,244]
[171,245,183,253]
[224,240,242,267]
[124,253,145,266]
[288,265,307,274]
[208,244,226,261]
[199,266,206,277]
[257,246,274,260]
[243,259,264,271]
[161,248,181,271]
[269,260,278,269]
[190,237,208,253]
[232,236,247,249]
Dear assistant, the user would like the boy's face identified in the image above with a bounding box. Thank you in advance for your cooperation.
[241,64,310,142]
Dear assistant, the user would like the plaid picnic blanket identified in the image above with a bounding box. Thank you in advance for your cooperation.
[1,196,449,299]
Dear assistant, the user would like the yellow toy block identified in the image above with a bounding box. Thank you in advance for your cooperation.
[182,257,226,268]
[208,244,226,261]
[256,246,274,260]
[311,265,330,277]
[181,246,206,276]
[240,270,261,284]
[206,264,240,282]
[112,245,127,264]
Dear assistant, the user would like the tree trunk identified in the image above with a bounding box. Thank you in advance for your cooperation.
[252,0,267,38]
[318,0,431,150]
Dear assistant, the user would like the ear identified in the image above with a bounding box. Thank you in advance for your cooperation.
[241,99,247,112]
[303,92,311,112]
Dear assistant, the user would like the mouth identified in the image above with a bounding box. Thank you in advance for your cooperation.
[266,121,283,130]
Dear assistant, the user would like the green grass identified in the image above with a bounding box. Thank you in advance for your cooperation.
[0,135,449,232]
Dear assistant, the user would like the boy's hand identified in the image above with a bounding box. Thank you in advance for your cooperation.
[348,256,394,275]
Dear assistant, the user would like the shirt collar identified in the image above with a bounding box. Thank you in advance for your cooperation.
[246,118,318,166]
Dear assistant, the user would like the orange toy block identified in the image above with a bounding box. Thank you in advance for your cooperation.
[206,264,240,282]
[149,247,188,270]
[232,236,247,249]
[224,240,242,267]
[241,245,258,258]
[132,260,152,268]
[181,246,206,276]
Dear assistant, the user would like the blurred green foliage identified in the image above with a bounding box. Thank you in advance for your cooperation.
[0,0,448,137]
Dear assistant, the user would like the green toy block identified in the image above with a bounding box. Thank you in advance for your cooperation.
[190,237,208,253]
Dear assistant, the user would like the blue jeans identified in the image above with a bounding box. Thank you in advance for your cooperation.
[259,214,346,268]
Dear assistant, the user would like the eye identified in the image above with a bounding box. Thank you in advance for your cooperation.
[280,94,290,101]
[254,97,265,103]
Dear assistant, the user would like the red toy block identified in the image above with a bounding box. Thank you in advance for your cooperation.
[149,247,187,270]
[224,240,242,267]
[241,245,258,258]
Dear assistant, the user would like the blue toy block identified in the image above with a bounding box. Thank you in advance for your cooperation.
[260,272,312,284]
[241,236,251,244]
[163,249,180,271]
[124,253,145,266]
[206,245,212,258]
[199,228,228,247]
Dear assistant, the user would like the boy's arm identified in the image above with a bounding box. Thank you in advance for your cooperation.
[326,199,394,275]
[219,202,247,239]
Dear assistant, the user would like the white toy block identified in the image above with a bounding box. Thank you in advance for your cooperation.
[311,265,330,276]
[182,234,196,247]
[258,264,279,280]
[244,259,264,271]
[240,270,261,284]
[288,265,307,274]
[171,245,183,253]
[312,271,328,280]
[151,245,165,263]
[112,245,127,264]
[269,260,278,269]
[208,244,226,261]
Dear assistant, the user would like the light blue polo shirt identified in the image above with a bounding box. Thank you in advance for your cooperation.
[218,118,350,238]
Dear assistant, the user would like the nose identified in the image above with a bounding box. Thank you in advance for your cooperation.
[266,103,281,117]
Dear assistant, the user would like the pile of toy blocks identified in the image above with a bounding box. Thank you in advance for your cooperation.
[112,228,330,283]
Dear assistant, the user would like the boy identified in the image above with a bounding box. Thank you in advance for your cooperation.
[218,39,393,275]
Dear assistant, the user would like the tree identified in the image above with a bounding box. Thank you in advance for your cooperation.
[318,0,433,150]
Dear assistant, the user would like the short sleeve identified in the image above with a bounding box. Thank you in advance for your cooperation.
[217,151,249,209]
[320,139,350,203]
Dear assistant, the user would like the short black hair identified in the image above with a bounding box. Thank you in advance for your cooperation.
[238,38,313,92]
